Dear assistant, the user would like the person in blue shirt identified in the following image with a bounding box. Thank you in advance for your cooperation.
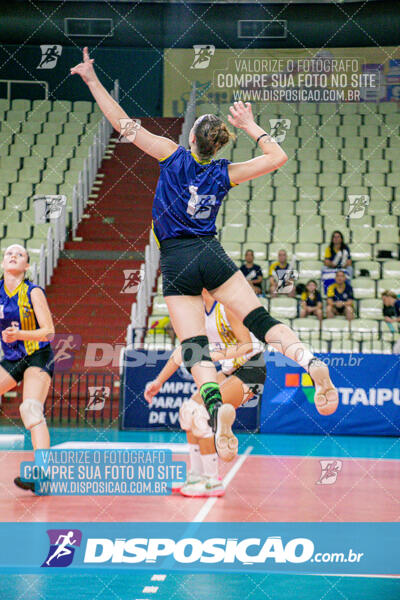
[326,270,354,321]
[240,249,263,295]
[381,290,400,331]
[0,244,55,492]
[72,48,340,460]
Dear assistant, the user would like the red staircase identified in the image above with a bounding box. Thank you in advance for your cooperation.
[0,117,183,423]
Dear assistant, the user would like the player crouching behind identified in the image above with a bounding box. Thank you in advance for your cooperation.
[144,289,267,497]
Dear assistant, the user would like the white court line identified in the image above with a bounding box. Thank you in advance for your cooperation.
[192,446,253,524]
[51,441,189,453]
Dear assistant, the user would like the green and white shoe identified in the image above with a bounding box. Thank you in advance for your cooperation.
[180,476,225,497]
[171,472,203,493]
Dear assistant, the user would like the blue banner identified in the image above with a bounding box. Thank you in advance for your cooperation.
[120,349,260,432]
[261,353,400,435]
[0,522,398,575]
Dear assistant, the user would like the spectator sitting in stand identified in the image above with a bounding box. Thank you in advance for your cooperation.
[300,279,323,322]
[323,230,353,278]
[381,290,400,333]
[326,270,354,321]
[240,249,263,296]
[268,249,296,297]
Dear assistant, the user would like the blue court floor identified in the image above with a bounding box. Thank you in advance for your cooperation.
[1,425,400,460]
[2,572,400,600]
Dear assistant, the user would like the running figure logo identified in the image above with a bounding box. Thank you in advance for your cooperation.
[190,45,215,69]
[316,459,343,485]
[45,195,67,219]
[42,529,82,567]
[86,386,110,411]
[37,45,62,69]
[118,118,141,143]
[49,334,82,372]
[347,195,370,219]
[121,269,144,293]
[269,119,291,143]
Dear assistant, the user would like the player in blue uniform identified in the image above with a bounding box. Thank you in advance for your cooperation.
[72,48,339,461]
[0,245,55,492]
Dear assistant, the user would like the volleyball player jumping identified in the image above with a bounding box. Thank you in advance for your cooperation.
[72,48,339,462]
[144,289,266,496]
[0,245,55,492]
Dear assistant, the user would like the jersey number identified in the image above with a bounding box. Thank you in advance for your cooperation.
[187,185,216,219]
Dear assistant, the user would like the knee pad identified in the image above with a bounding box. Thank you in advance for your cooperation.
[19,398,45,431]
[243,307,281,343]
[181,335,212,373]
[191,403,213,438]
[179,398,198,431]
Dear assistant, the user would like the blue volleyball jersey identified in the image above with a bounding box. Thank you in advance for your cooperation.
[0,279,49,360]
[152,145,236,243]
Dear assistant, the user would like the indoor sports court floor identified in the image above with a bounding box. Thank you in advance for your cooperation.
[1,427,399,598]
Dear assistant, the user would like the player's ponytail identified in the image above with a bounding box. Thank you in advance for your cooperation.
[193,114,236,160]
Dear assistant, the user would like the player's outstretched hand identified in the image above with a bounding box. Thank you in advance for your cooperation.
[144,379,162,404]
[227,101,254,130]
[70,47,96,85]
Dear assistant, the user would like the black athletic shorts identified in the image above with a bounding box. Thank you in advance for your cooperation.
[160,236,239,296]
[231,352,267,392]
[0,345,54,383]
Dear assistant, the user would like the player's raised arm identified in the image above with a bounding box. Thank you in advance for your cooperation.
[227,101,288,185]
[70,47,178,160]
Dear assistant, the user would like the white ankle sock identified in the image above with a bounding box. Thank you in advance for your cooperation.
[188,444,203,476]
[295,348,315,372]
[201,452,219,479]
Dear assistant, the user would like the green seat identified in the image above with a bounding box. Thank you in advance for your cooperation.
[222,242,241,260]
[295,199,317,214]
[11,182,33,196]
[318,104,338,116]
[360,125,380,137]
[273,225,297,244]
[350,319,379,342]
[73,101,93,114]
[340,126,358,138]
[330,340,360,354]
[26,111,47,123]
[42,122,63,135]
[382,260,400,279]
[298,226,323,243]
[342,173,364,187]
[378,228,399,243]
[6,110,27,122]
[0,169,18,184]
[319,200,343,215]
[343,114,361,126]
[267,242,293,259]
[321,318,350,341]
[318,125,337,138]
[8,144,31,158]
[296,148,318,161]
[364,172,385,187]
[270,297,297,319]
[351,278,376,298]
[249,214,273,228]
[21,121,42,135]
[354,260,380,279]
[378,278,400,295]
[273,189,297,204]
[384,148,398,160]
[52,100,72,112]
[63,122,85,136]
[12,99,31,112]
[359,299,382,320]
[274,214,297,228]
[246,242,266,261]
[53,145,75,159]
[320,173,340,187]
[299,259,321,277]
[351,243,372,261]
[319,186,345,201]
[322,159,343,173]
[32,99,52,113]
[5,196,29,212]
[36,133,57,147]
[46,157,68,173]
[227,185,250,202]
[42,171,64,185]
[32,145,53,159]
[298,187,320,202]
[294,242,318,261]
[0,237,25,250]
[6,222,32,240]
[0,99,10,112]
[246,224,271,243]
[220,224,246,243]
[23,156,45,170]
[350,227,376,244]
[35,183,58,196]
[296,173,317,187]
[344,137,364,149]
[47,111,67,124]
[18,168,41,185]
[367,200,389,216]
[0,156,20,170]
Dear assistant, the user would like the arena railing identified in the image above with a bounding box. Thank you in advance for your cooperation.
[123,82,196,354]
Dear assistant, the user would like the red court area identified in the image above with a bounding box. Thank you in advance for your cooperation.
[2,452,399,523]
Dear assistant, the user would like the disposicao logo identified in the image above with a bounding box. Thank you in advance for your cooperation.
[41,529,82,567]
